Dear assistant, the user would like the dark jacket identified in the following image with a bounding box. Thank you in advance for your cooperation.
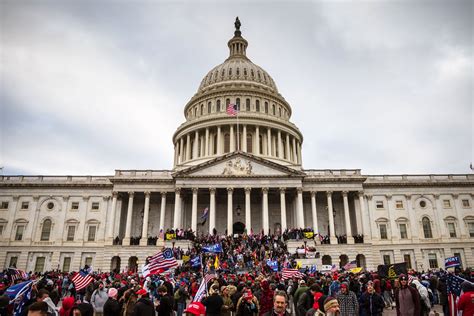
[156,295,174,316]
[297,290,314,316]
[261,309,291,316]
[394,286,421,316]
[103,298,120,316]
[359,291,385,316]
[132,297,155,316]
[202,294,224,316]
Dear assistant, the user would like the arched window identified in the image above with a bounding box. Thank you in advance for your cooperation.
[228,68,232,76]
[279,107,282,117]
[251,69,254,77]
[264,102,268,113]
[193,107,197,117]
[216,100,221,112]
[200,104,204,116]
[41,219,52,241]
[207,102,211,114]
[213,134,218,155]
[256,100,260,112]
[226,99,230,107]
[247,135,253,153]
[236,68,240,76]
[259,134,264,155]
[282,140,286,159]
[224,133,230,153]
[422,217,433,238]
[236,98,240,111]
[272,104,275,115]
[244,68,247,76]
[246,99,250,111]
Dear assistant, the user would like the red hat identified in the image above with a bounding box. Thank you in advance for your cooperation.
[184,302,205,315]
[136,289,148,296]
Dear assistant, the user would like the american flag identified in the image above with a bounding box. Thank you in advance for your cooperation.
[226,103,238,116]
[343,260,357,271]
[142,248,178,277]
[447,273,470,315]
[281,268,305,280]
[7,268,28,281]
[193,273,217,302]
[72,267,94,292]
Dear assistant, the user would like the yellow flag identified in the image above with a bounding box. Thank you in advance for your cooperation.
[296,261,302,269]
[349,267,363,274]
[214,255,220,269]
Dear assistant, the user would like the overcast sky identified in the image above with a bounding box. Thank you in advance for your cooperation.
[1,0,472,176]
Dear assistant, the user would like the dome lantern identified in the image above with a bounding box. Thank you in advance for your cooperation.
[227,17,248,60]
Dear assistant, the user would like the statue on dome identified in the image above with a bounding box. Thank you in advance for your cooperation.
[234,17,241,31]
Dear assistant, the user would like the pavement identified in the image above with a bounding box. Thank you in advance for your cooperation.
[383,304,444,315]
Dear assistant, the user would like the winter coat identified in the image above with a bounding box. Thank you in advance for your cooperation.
[103,298,120,316]
[132,297,155,316]
[91,288,109,313]
[359,291,384,316]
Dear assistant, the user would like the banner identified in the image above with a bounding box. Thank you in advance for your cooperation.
[182,255,190,263]
[165,233,176,240]
[445,256,461,268]
[377,262,407,279]
[303,231,314,239]
[320,265,333,272]
[202,243,223,253]
[190,256,201,268]
[266,260,279,272]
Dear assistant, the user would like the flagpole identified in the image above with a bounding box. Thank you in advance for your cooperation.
[236,107,240,151]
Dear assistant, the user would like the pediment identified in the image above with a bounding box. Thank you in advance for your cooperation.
[174,152,304,178]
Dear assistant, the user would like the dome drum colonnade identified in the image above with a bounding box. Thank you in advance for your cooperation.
[173,20,303,169]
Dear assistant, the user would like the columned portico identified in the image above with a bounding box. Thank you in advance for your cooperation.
[140,191,150,246]
[262,187,269,233]
[209,188,216,233]
[245,187,251,232]
[159,192,167,232]
[191,188,198,232]
[106,192,118,243]
[280,188,287,231]
[327,191,337,244]
[173,188,181,229]
[296,188,304,228]
[342,191,354,244]
[227,188,234,235]
[310,191,318,234]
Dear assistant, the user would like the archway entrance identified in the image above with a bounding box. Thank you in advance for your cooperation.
[322,255,332,265]
[128,256,138,272]
[339,254,348,269]
[110,256,121,273]
[233,222,245,234]
[356,254,366,269]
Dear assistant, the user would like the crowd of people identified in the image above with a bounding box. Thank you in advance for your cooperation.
[0,231,473,316]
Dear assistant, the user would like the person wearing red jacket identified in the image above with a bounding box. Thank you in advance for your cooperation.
[458,281,474,316]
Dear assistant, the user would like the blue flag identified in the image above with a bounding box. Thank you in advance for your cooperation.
[266,260,279,272]
[202,243,223,253]
[200,207,209,225]
[5,280,33,316]
[190,256,201,268]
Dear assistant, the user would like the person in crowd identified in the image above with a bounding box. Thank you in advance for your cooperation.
[27,302,48,316]
[335,282,358,316]
[103,288,120,316]
[155,285,174,316]
[262,290,290,316]
[90,282,108,316]
[314,296,340,316]
[359,282,384,316]
[174,282,190,316]
[221,285,234,316]
[394,274,420,316]
[458,280,474,315]
[184,302,206,316]
[202,285,224,316]
[132,288,154,316]
[236,289,260,316]
[121,288,137,316]
[59,296,74,316]
[293,280,308,315]
[297,283,319,316]
[411,279,430,315]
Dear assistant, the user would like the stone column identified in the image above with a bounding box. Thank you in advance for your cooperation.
[326,191,337,244]
[209,188,216,233]
[242,125,247,152]
[205,128,209,156]
[342,191,354,244]
[358,192,371,241]
[194,130,199,158]
[106,192,118,243]
[230,125,235,152]
[123,192,134,246]
[186,134,191,161]
[140,191,151,246]
[179,138,184,163]
[227,188,234,235]
[297,188,305,228]
[386,195,398,242]
[159,192,167,233]
[292,137,297,163]
[262,188,269,234]
[406,195,419,241]
[286,134,290,160]
[297,141,302,164]
[191,188,198,233]
[277,130,283,159]
[310,191,319,234]
[245,187,251,233]
[173,188,181,229]
[174,143,179,166]
[255,126,260,155]
[3,196,19,242]
[267,128,272,157]
[453,194,467,237]
[217,126,222,155]
[433,194,447,238]
[280,188,287,232]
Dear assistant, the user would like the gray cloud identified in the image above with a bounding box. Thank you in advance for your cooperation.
[1,0,472,175]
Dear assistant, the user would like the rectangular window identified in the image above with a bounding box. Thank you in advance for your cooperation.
[34,257,45,272]
[403,254,412,269]
[15,225,24,241]
[383,254,391,265]
[9,256,18,268]
[0,225,4,236]
[462,199,470,207]
[91,202,100,210]
[399,224,408,239]
[21,202,29,210]
[379,224,388,240]
[395,200,404,209]
[62,257,71,272]
[67,226,76,241]
[71,202,79,210]
[376,201,384,209]
[443,199,451,208]
[447,223,457,238]
[87,226,96,241]
[85,257,93,267]
[469,223,474,238]
[428,253,438,269]
[0,202,9,209]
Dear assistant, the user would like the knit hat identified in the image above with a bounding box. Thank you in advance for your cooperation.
[340,283,348,289]
[399,274,408,281]
[108,288,118,298]
[324,297,339,311]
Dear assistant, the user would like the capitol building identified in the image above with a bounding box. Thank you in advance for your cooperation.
[1,20,473,273]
